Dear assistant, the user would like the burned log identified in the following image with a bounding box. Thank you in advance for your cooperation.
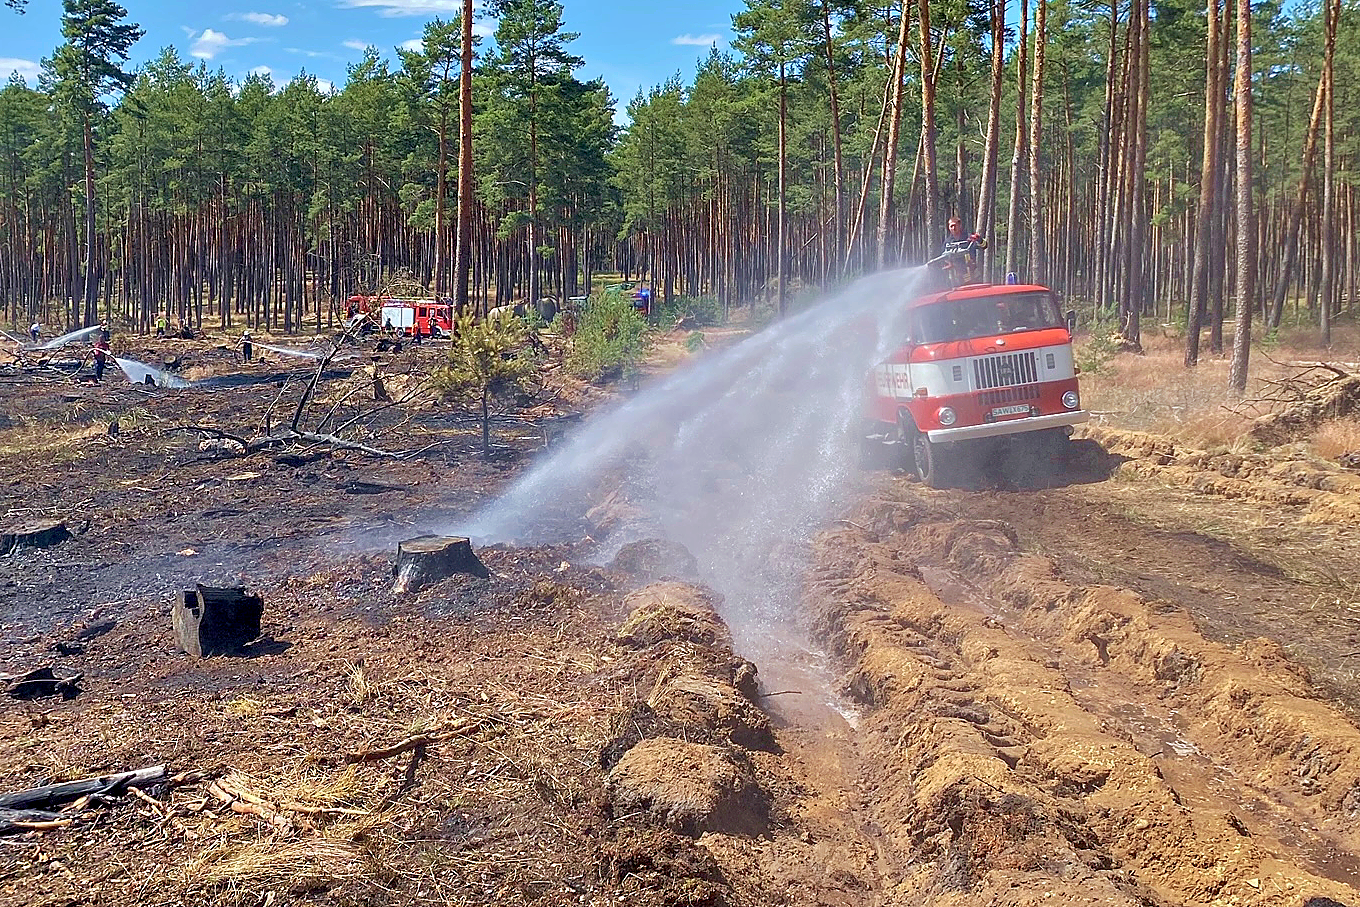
[172,585,263,657]
[393,536,489,593]
[0,807,68,833]
[0,519,71,555]
[0,765,167,812]
[2,667,82,700]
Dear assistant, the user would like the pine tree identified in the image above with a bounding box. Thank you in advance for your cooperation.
[47,0,142,327]
[483,0,585,313]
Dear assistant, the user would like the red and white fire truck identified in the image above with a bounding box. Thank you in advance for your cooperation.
[348,295,453,338]
[866,261,1088,487]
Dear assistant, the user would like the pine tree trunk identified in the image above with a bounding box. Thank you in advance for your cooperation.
[821,0,845,268]
[1209,27,1230,354]
[975,0,1005,280]
[82,113,98,328]
[1027,0,1047,285]
[1004,0,1029,278]
[1228,0,1253,395]
[777,61,787,316]
[918,0,940,244]
[877,0,911,269]
[1319,0,1338,346]
[1187,0,1223,366]
[455,0,474,316]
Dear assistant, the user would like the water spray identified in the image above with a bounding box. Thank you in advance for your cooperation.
[454,268,928,665]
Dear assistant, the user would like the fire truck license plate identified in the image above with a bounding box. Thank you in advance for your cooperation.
[991,404,1031,417]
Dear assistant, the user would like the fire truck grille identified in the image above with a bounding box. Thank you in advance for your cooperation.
[978,384,1040,407]
[972,351,1039,390]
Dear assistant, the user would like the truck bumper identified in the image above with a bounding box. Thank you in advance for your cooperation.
[926,410,1089,443]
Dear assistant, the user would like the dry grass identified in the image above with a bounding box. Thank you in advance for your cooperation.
[0,417,106,458]
[1079,326,1360,450]
[345,663,377,707]
[1312,417,1360,460]
[189,836,376,890]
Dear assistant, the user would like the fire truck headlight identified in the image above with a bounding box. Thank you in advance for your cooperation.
[1062,391,1080,410]
[938,406,957,426]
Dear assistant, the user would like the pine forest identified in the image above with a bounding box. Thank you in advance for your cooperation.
[1,0,1357,372]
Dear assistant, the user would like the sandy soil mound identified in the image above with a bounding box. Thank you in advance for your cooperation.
[606,737,769,836]
[617,581,731,649]
[609,537,702,584]
[805,489,1360,905]
[1082,425,1360,521]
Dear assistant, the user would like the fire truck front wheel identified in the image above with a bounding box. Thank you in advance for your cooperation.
[912,433,955,488]
[898,411,954,488]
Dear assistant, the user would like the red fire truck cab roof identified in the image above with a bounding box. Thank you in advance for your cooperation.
[907,282,1051,310]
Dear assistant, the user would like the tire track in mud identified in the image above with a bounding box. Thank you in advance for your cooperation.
[794,482,1360,905]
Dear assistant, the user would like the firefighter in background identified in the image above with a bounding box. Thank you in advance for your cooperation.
[240,330,254,363]
[156,314,166,337]
[28,321,40,342]
[92,329,111,383]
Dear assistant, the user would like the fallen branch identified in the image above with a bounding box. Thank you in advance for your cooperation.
[207,779,296,831]
[293,431,399,459]
[0,765,166,811]
[0,808,72,833]
[344,718,478,764]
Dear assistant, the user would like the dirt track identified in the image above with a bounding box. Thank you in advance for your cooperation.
[787,463,1360,904]
[4,339,1360,905]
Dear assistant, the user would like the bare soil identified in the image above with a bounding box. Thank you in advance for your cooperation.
[3,333,1360,907]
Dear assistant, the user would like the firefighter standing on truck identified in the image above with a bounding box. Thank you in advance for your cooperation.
[943,216,986,284]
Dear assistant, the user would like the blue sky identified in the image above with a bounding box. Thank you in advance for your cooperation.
[1,0,742,120]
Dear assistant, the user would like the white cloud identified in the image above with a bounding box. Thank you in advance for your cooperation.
[672,33,722,47]
[317,78,336,94]
[0,57,40,84]
[285,47,344,60]
[249,64,273,76]
[189,29,258,59]
[342,39,371,51]
[338,0,470,18]
[398,38,423,52]
[228,11,290,26]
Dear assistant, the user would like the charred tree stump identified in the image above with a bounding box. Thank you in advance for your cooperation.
[393,536,489,593]
[173,585,263,657]
[1,520,71,555]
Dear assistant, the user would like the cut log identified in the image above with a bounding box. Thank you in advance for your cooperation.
[0,765,167,811]
[393,536,489,593]
[172,585,263,657]
[0,519,71,555]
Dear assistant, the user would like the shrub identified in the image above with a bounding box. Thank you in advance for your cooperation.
[650,295,724,328]
[562,294,649,381]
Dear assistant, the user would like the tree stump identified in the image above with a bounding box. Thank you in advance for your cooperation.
[172,585,263,657]
[0,520,71,555]
[393,536,489,593]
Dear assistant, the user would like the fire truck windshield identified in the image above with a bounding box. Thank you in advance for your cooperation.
[913,292,1062,343]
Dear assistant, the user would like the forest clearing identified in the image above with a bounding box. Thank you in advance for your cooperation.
[5,0,1360,903]
[3,290,1360,906]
